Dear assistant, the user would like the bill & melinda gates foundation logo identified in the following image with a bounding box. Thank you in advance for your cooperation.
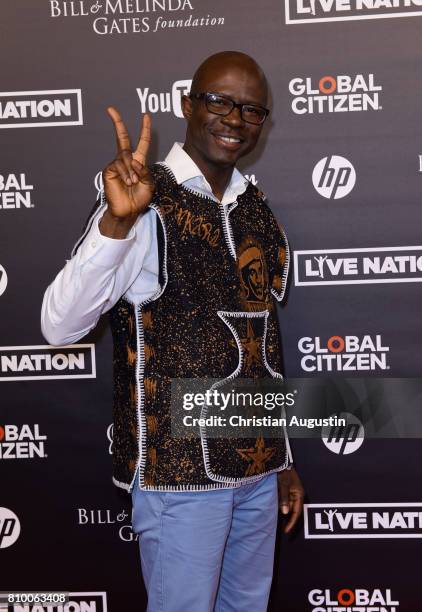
[48,1,226,35]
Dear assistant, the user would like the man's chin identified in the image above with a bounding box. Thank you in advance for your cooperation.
[208,145,244,167]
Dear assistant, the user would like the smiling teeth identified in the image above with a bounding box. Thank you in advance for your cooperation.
[219,136,241,143]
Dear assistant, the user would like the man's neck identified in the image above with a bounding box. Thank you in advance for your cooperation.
[183,143,234,202]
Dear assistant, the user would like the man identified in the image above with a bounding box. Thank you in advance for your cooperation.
[42,51,304,612]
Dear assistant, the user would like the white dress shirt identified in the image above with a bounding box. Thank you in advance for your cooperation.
[41,143,249,346]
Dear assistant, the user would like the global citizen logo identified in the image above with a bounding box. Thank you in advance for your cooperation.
[304,503,422,538]
[0,90,83,129]
[289,74,382,114]
[308,588,399,612]
[137,79,191,117]
[321,412,364,454]
[0,173,34,210]
[0,424,47,459]
[77,507,137,542]
[0,345,96,381]
[298,335,389,372]
[285,0,422,24]
[49,1,225,35]
[1,592,108,612]
[0,507,21,549]
[312,156,356,199]
[294,246,422,285]
[0,265,7,296]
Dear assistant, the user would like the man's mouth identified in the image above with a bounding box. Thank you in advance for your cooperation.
[212,133,243,148]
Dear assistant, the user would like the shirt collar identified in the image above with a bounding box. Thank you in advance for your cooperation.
[163,142,248,203]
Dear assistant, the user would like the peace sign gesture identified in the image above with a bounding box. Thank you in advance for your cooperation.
[100,107,155,238]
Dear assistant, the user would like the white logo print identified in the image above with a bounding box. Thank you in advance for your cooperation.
[323,508,338,532]
[0,424,48,460]
[0,344,96,381]
[308,588,399,611]
[298,335,389,372]
[0,265,8,296]
[137,79,192,117]
[94,171,103,199]
[312,155,356,199]
[285,0,422,24]
[289,74,382,114]
[49,1,225,35]
[107,424,114,455]
[0,173,34,210]
[294,246,422,286]
[0,89,83,128]
[0,507,21,548]
[305,502,422,538]
[322,412,364,455]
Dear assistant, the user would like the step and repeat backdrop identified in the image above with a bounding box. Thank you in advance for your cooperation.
[1,1,422,611]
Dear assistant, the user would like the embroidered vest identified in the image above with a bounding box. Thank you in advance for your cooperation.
[107,165,291,491]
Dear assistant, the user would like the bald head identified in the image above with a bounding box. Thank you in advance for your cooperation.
[191,51,268,104]
[181,51,269,190]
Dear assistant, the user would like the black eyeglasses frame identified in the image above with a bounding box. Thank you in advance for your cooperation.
[188,92,270,125]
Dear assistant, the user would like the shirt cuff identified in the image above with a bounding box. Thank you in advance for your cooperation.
[77,214,136,268]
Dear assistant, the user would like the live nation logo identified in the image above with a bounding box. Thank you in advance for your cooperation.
[294,246,422,285]
[0,424,47,459]
[0,344,96,381]
[289,74,382,115]
[285,0,422,24]
[0,173,34,210]
[0,592,108,612]
[304,503,422,538]
[308,588,399,611]
[48,1,225,35]
[0,90,82,128]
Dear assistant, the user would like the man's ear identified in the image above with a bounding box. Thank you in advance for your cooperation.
[181,94,193,119]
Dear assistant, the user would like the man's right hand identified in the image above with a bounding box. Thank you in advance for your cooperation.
[100,107,155,239]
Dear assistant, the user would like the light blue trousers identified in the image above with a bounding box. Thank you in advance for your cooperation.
[131,473,278,612]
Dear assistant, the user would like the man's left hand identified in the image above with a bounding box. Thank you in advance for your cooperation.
[277,467,305,533]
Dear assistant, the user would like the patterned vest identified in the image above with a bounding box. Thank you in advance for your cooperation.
[107,164,291,491]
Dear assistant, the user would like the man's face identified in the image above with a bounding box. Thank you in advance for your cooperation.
[182,64,267,170]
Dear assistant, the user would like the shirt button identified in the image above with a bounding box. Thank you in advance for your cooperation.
[91,241,97,248]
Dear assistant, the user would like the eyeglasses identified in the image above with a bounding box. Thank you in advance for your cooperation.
[189,92,269,125]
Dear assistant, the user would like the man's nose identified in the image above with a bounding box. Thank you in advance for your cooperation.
[221,105,243,126]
